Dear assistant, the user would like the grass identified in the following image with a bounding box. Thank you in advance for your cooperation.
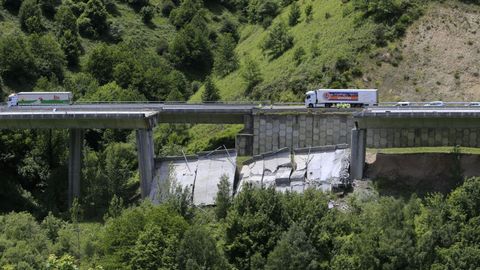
[191,0,375,102]
[368,146,480,155]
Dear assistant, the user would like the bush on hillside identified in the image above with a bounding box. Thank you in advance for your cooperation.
[28,33,66,80]
[305,4,313,23]
[241,55,262,93]
[288,2,301,26]
[246,0,279,27]
[77,0,108,38]
[0,34,37,83]
[19,0,44,33]
[169,0,203,29]
[2,0,23,12]
[261,20,294,59]
[140,5,154,23]
[59,30,82,67]
[169,17,213,72]
[213,34,239,77]
[55,4,78,34]
[39,0,59,19]
[202,76,220,102]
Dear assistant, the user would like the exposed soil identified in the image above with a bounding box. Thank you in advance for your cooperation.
[362,2,480,102]
[365,152,480,197]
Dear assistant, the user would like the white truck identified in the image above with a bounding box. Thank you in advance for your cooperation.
[7,92,72,107]
[305,89,378,108]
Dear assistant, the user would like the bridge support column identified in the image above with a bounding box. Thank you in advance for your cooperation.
[350,128,366,180]
[136,128,155,199]
[68,129,84,207]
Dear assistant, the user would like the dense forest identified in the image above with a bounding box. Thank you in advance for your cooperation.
[2,0,480,268]
[1,177,480,269]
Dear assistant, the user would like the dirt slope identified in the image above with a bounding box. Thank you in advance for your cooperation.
[362,2,480,102]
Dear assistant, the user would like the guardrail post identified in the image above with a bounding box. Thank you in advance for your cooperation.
[136,128,154,198]
[350,128,366,180]
[68,129,84,207]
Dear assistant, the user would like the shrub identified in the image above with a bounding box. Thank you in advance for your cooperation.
[241,55,262,94]
[288,2,301,26]
[55,4,78,34]
[0,34,37,83]
[19,0,44,33]
[293,46,306,65]
[213,34,238,77]
[305,4,313,23]
[77,0,108,38]
[28,33,66,79]
[140,5,154,23]
[59,30,81,67]
[261,21,294,59]
[202,76,220,102]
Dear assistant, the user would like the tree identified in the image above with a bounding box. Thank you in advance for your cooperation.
[85,44,119,84]
[265,224,318,270]
[213,34,239,77]
[77,0,108,38]
[39,0,59,19]
[169,0,203,29]
[2,0,23,12]
[0,33,37,83]
[261,21,294,59]
[169,17,213,72]
[19,0,44,34]
[241,55,263,93]
[59,30,81,67]
[288,2,301,26]
[140,5,154,23]
[305,4,313,23]
[83,82,145,101]
[177,226,227,270]
[55,4,78,34]
[202,76,220,102]
[215,174,231,220]
[28,33,66,79]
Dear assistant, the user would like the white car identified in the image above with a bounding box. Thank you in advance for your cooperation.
[424,101,444,107]
[467,102,480,107]
[395,102,411,107]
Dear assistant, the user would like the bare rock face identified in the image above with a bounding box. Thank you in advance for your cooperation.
[363,2,480,102]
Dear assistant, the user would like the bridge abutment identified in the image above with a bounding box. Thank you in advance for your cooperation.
[136,128,155,198]
[350,128,366,180]
[68,129,84,207]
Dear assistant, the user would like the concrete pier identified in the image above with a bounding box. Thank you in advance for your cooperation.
[136,129,155,198]
[350,128,366,180]
[68,129,84,207]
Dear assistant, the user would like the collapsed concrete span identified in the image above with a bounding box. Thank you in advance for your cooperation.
[237,145,350,194]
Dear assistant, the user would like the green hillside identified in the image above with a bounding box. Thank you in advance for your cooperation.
[192,0,376,102]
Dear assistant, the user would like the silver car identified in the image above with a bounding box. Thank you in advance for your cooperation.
[424,101,444,106]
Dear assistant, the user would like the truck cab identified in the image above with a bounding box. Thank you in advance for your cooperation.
[7,94,18,107]
[305,91,316,108]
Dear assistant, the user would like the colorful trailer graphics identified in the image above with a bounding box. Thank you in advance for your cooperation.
[305,89,377,107]
[7,92,72,107]
[323,91,359,101]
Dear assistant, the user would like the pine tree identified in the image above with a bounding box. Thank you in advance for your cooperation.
[288,2,301,26]
[213,34,239,77]
[305,4,313,23]
[241,55,263,92]
[215,174,231,220]
[19,0,44,34]
[202,76,220,102]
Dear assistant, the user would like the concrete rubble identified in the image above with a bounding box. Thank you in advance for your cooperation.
[149,149,236,206]
[149,144,351,206]
[237,144,350,194]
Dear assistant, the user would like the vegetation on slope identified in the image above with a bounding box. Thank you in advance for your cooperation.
[1,177,480,269]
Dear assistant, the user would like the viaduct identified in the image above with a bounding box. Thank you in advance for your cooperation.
[1,104,480,205]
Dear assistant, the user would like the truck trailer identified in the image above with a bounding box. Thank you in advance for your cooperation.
[7,92,72,107]
[305,89,378,108]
